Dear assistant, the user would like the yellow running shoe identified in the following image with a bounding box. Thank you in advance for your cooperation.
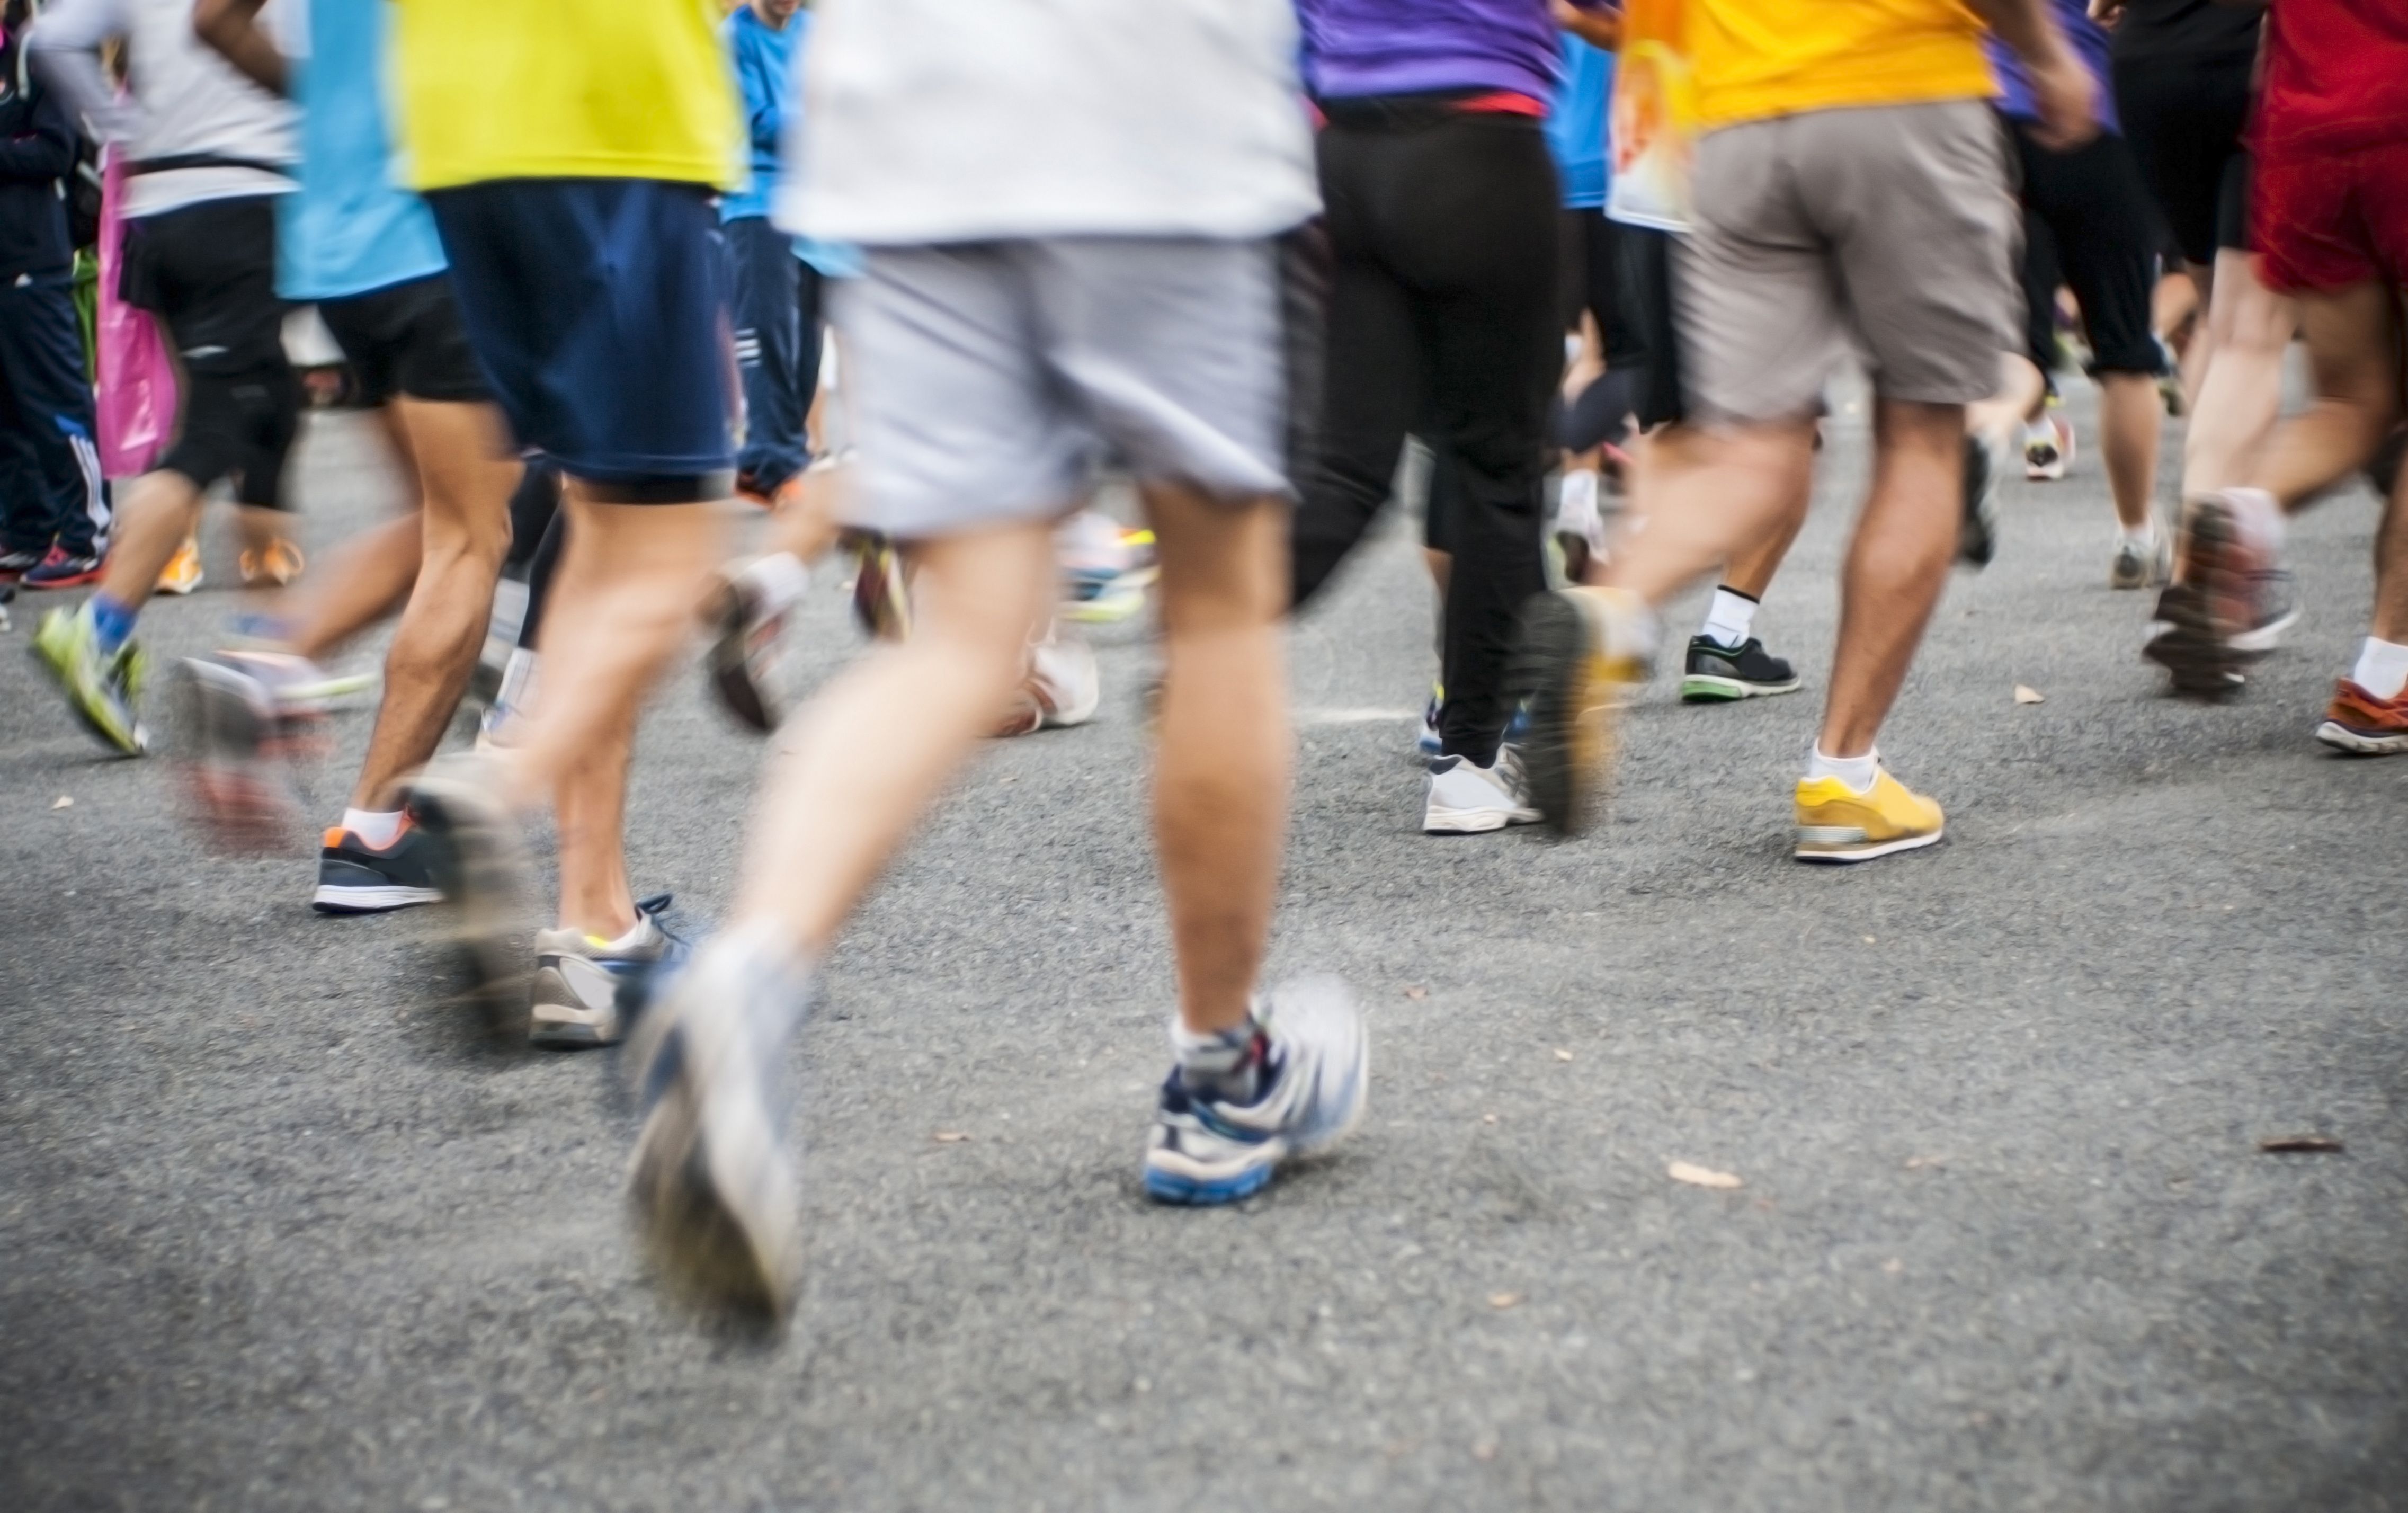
[155,536,203,595]
[1509,585,1651,836]
[1794,768,1945,864]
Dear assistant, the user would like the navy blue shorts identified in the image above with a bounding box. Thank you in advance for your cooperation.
[426,179,735,500]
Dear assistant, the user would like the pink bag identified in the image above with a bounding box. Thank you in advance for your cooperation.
[95,150,177,478]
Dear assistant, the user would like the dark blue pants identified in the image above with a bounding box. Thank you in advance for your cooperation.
[0,271,109,557]
[726,215,822,496]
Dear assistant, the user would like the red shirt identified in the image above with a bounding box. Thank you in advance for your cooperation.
[2254,0,2408,156]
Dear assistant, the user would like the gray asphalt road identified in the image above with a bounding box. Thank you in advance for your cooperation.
[5,390,2405,1512]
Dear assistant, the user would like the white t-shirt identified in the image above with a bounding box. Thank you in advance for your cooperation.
[778,0,1318,246]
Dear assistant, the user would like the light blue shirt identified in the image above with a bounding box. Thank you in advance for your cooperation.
[1542,35,1613,211]
[720,4,805,222]
[278,0,446,301]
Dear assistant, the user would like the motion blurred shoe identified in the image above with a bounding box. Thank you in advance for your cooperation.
[406,753,538,1043]
[2110,530,2172,591]
[21,546,103,589]
[1059,513,1157,624]
[1144,975,1369,1205]
[627,929,812,1324]
[1417,683,1444,758]
[845,530,910,641]
[1794,767,1945,864]
[32,605,147,755]
[1680,635,1800,701]
[1507,585,1652,836]
[176,656,300,853]
[2023,413,2074,482]
[313,814,447,913]
[993,628,1100,736]
[529,894,684,1048]
[2314,680,2408,755]
[2144,492,2286,696]
[155,537,203,595]
[1422,748,1542,834]
[704,572,789,735]
[0,546,42,580]
[1959,432,2004,567]
[1552,468,1608,585]
[239,538,306,588]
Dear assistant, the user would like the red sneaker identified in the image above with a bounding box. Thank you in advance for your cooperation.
[22,545,103,589]
[2315,679,2408,755]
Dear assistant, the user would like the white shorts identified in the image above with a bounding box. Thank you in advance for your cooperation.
[833,236,1312,538]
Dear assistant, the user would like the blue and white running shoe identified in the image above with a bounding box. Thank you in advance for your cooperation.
[1417,684,1444,758]
[528,893,688,1049]
[626,927,813,1325]
[1144,975,1369,1205]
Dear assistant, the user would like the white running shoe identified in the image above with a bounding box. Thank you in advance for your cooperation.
[994,627,1100,736]
[529,895,684,1049]
[2024,413,2074,482]
[1143,975,1369,1205]
[1551,468,1608,583]
[1421,747,1543,834]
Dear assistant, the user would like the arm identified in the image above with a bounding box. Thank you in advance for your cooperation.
[1554,1,1623,51]
[1966,0,2098,149]
[0,72,80,183]
[193,0,289,97]
[25,0,139,144]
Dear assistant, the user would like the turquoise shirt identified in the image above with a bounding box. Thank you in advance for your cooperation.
[280,0,447,301]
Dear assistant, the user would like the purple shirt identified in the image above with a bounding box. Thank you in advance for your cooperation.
[1298,0,1563,101]
[1988,0,2121,135]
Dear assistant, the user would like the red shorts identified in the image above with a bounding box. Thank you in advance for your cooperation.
[2254,138,2408,295]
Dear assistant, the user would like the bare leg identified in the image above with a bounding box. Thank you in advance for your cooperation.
[2373,465,2408,644]
[1722,478,1808,599]
[1603,417,1816,606]
[346,399,517,808]
[731,518,1056,951]
[554,699,637,938]
[1965,352,2050,448]
[284,514,423,661]
[1143,484,1290,1036]
[761,462,844,566]
[2182,251,2294,497]
[2245,281,2401,510]
[2097,371,2164,531]
[94,469,204,612]
[1819,400,1964,758]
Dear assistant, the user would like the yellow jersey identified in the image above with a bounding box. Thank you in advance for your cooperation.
[1689,0,1996,130]
[391,0,743,190]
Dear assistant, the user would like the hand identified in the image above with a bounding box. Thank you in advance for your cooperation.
[2022,46,2100,152]
[1554,0,1624,50]
[2086,0,2126,21]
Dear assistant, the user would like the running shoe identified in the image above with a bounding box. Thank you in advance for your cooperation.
[1422,748,1542,834]
[1552,468,1608,585]
[2314,680,2408,756]
[1144,975,1369,1205]
[32,606,148,755]
[626,929,812,1324]
[1794,767,1946,864]
[703,571,789,735]
[993,629,1100,737]
[175,656,300,853]
[529,894,684,1048]
[2023,414,2074,482]
[1960,432,2003,568]
[21,546,103,589]
[313,815,448,913]
[2144,493,2285,696]
[1680,635,1800,702]
[0,546,42,580]
[845,530,910,641]
[2110,531,2172,592]
[1059,514,1158,624]
[1417,683,1444,759]
[1506,585,1651,836]
[406,753,538,1043]
[239,539,306,588]
[155,537,203,595]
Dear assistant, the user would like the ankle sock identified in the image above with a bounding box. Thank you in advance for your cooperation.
[342,807,406,849]
[1172,1009,1268,1103]
[2119,519,2157,548]
[1699,585,1759,650]
[738,551,813,616]
[2223,486,2286,556]
[88,594,136,655]
[1805,743,1878,794]
[2352,636,2408,700]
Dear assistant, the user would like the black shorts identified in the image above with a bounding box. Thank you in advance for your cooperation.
[2015,127,2165,377]
[2114,52,2253,265]
[119,195,298,509]
[1614,222,1686,431]
[317,274,491,406]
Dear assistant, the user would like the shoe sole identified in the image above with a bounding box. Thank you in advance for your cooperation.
[2229,604,2300,656]
[1508,592,1616,836]
[311,884,445,914]
[704,580,780,735]
[1680,674,1801,702]
[22,570,103,590]
[1422,805,1542,834]
[527,955,630,1049]
[1795,826,1946,864]
[1143,1162,1277,1205]
[2315,720,2408,755]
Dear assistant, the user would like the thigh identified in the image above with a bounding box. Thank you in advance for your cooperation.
[1679,119,1849,424]
[1811,101,2018,406]
[2027,133,2164,375]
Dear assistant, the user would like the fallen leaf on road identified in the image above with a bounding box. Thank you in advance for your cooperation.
[932,1131,971,1143]
[1668,1161,1743,1189]
[1482,1112,1499,1125]
[1863,934,1877,945]
[1881,1258,1904,1274]
[51,795,72,809]
[1404,985,1428,1000]
[1472,1440,1498,1462]
[1553,1049,1574,1062]
[1487,1292,1521,1309]
[2259,1134,2343,1153]
[2014,684,2046,705]
[1904,1155,1946,1170]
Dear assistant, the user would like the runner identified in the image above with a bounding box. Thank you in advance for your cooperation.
[388,0,739,1047]
[1511,0,2094,859]
[0,2,109,591]
[625,0,1362,1322]
[2155,0,2408,741]
[26,0,297,756]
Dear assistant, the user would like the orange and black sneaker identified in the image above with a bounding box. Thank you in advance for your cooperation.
[313,816,446,914]
[2314,679,2408,756]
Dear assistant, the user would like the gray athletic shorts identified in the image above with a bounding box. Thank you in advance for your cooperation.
[834,237,1303,539]
[1673,100,2019,424]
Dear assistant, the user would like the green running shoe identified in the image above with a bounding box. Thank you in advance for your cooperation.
[33,606,148,755]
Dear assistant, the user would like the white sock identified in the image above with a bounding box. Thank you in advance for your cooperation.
[2223,486,2286,556]
[2119,518,2157,548]
[342,807,406,849]
[2351,636,2408,699]
[1804,744,1878,794]
[1699,586,1759,649]
[737,550,813,616]
[495,647,539,710]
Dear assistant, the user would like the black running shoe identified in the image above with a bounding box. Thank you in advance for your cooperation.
[1680,636,1801,702]
[313,820,448,913]
[1958,433,1999,568]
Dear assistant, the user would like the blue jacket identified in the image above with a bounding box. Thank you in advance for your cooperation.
[721,5,806,221]
[0,37,77,279]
